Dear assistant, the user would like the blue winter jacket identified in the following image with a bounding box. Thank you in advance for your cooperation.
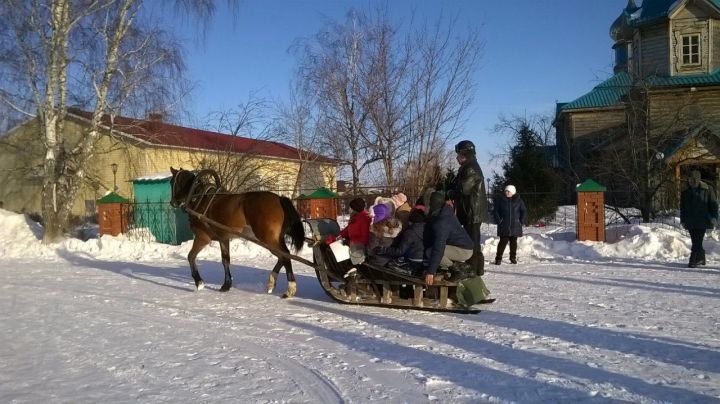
[382,222,425,262]
[424,204,473,274]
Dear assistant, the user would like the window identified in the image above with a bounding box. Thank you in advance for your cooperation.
[681,34,700,65]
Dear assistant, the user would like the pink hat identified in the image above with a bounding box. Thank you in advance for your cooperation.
[391,193,407,208]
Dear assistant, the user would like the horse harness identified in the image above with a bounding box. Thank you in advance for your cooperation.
[176,169,226,216]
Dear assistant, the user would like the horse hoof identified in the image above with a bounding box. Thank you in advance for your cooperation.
[220,284,231,292]
[281,293,293,299]
[196,281,205,291]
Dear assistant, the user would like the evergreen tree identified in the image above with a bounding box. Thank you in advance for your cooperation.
[498,124,559,224]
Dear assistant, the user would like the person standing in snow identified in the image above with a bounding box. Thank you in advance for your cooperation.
[493,184,527,265]
[448,140,487,276]
[680,170,718,268]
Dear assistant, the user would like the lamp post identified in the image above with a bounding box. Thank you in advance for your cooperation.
[111,163,118,192]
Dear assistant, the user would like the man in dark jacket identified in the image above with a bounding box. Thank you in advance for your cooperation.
[448,140,487,275]
[680,170,718,268]
[493,185,527,265]
[376,208,426,274]
[423,192,474,285]
[379,208,425,262]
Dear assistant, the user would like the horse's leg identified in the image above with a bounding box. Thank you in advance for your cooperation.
[188,233,211,291]
[219,238,232,292]
[277,241,297,298]
[266,258,282,294]
[266,254,296,298]
[281,256,297,299]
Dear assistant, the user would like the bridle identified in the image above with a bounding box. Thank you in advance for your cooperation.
[170,169,192,209]
[170,169,224,213]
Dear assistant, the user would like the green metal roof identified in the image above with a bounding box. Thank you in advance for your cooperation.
[575,179,607,192]
[299,187,338,199]
[646,68,720,86]
[97,192,130,204]
[561,69,720,112]
[560,72,631,111]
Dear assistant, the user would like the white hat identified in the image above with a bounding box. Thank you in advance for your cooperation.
[504,185,516,196]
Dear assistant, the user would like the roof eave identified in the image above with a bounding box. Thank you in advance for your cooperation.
[558,105,626,114]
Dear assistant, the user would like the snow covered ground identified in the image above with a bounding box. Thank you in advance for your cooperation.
[1,208,719,403]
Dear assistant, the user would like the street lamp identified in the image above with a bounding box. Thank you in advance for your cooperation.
[111,163,118,192]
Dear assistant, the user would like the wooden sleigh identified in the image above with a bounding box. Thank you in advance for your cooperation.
[305,219,494,313]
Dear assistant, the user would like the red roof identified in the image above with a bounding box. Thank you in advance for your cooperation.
[67,108,335,164]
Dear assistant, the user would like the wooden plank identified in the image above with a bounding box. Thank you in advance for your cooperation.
[349,280,358,302]
[439,286,448,308]
[382,281,392,304]
[413,286,424,308]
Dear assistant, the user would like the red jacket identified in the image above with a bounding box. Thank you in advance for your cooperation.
[339,210,370,246]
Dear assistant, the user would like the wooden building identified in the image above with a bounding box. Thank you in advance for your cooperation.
[297,187,340,219]
[555,0,720,206]
[0,109,337,217]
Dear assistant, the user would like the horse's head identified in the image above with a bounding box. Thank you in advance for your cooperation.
[169,167,196,208]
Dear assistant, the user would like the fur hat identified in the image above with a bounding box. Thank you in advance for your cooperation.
[348,197,366,213]
[372,204,391,224]
[504,185,517,196]
[391,193,407,208]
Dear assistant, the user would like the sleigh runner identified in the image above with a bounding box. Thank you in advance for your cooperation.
[171,168,492,313]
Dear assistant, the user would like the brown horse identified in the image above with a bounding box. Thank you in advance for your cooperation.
[169,167,305,297]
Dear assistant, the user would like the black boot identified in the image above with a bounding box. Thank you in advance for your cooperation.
[510,258,517,264]
[494,258,501,265]
[474,252,485,276]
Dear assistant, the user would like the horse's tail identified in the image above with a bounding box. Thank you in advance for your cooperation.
[280,196,304,253]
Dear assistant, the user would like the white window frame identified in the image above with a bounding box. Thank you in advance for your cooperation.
[681,33,701,66]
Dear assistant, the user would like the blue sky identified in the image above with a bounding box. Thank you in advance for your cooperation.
[176,0,628,176]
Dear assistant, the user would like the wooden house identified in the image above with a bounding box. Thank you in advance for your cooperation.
[0,109,337,217]
[555,0,720,205]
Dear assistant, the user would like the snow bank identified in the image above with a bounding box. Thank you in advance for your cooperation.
[0,209,283,264]
[0,208,710,265]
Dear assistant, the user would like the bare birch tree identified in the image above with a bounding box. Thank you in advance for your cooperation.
[294,10,371,195]
[294,6,482,196]
[0,0,225,242]
[357,6,413,189]
[403,17,482,195]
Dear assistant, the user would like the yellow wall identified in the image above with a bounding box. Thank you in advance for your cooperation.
[0,117,336,216]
